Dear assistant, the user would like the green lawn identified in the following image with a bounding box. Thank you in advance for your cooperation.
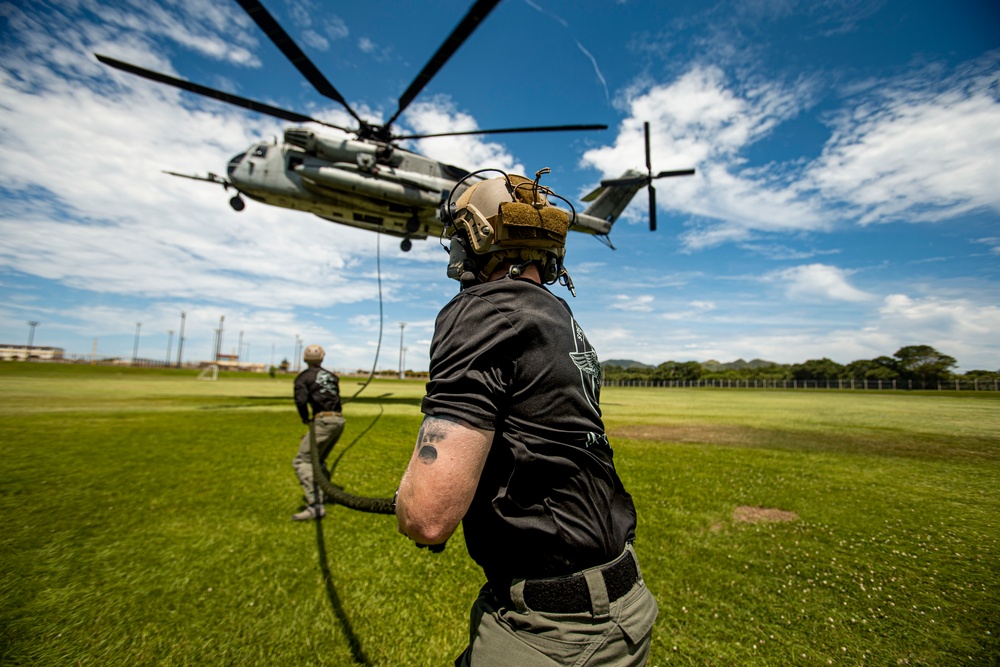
[1,363,997,665]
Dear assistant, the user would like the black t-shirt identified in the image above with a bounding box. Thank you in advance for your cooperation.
[422,278,637,584]
[294,366,342,422]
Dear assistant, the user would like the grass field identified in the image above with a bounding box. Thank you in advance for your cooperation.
[1,362,997,666]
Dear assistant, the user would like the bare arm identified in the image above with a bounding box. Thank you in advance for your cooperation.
[396,416,492,546]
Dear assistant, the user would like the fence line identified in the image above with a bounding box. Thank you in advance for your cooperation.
[602,378,1000,391]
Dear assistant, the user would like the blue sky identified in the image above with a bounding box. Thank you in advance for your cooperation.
[1,0,998,372]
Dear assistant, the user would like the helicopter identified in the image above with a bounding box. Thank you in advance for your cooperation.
[95,0,694,252]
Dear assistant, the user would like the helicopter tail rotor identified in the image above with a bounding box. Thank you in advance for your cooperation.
[648,183,657,232]
[599,121,695,231]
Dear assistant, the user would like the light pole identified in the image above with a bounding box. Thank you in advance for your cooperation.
[398,322,406,380]
[26,321,39,357]
[132,322,142,365]
[166,330,174,366]
[176,311,186,367]
[215,315,225,362]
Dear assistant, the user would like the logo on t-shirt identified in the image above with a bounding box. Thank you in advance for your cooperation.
[568,316,602,415]
[570,350,601,381]
[316,370,338,396]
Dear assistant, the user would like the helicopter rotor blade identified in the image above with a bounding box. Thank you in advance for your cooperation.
[599,175,652,188]
[644,121,652,175]
[386,0,502,129]
[162,170,230,186]
[235,0,364,126]
[600,168,696,188]
[393,123,607,140]
[648,183,657,232]
[653,168,697,179]
[95,55,350,131]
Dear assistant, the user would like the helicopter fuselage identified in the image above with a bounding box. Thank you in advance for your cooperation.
[223,127,619,248]
[226,132,464,242]
[96,0,686,253]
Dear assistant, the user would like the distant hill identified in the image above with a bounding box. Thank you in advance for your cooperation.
[603,358,780,371]
[701,358,779,371]
[602,359,655,369]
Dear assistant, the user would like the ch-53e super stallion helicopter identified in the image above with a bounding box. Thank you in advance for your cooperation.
[96,0,694,252]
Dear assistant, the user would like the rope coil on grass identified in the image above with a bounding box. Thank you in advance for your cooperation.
[309,420,395,515]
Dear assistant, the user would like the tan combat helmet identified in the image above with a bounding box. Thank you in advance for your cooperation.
[303,344,325,365]
[445,168,576,294]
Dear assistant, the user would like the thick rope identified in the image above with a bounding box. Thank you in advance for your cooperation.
[310,420,395,515]
[343,229,384,404]
[305,230,396,515]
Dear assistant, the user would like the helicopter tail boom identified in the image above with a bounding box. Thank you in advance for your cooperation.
[574,169,646,233]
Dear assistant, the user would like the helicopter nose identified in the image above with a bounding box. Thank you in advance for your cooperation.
[227,151,247,178]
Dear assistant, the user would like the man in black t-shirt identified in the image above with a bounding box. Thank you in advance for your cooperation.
[395,170,657,666]
[291,344,344,521]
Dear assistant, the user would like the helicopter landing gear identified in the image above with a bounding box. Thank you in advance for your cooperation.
[229,195,246,211]
[400,238,413,252]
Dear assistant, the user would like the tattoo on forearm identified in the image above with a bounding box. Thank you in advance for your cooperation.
[415,419,450,465]
[418,445,438,463]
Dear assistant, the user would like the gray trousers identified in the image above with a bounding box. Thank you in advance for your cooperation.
[292,413,345,505]
[456,543,658,666]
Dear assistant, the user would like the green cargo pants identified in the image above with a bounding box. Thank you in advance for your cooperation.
[455,543,658,666]
[292,412,345,505]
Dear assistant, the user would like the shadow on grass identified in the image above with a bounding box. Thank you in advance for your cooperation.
[329,403,385,476]
[314,519,372,666]
[349,396,423,407]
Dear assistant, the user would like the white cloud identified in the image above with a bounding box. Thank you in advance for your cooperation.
[580,66,828,247]
[285,1,346,51]
[66,0,259,68]
[660,300,716,321]
[611,294,655,312]
[879,293,999,336]
[404,98,524,174]
[323,16,350,42]
[974,237,1000,255]
[767,264,874,303]
[808,57,1000,224]
[580,53,1000,250]
[0,3,433,368]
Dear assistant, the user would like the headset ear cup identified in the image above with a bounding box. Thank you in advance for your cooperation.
[543,256,559,284]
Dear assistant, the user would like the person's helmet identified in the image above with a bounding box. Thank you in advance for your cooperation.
[303,344,325,364]
[443,169,576,294]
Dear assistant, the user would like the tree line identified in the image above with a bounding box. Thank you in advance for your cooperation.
[601,345,1000,386]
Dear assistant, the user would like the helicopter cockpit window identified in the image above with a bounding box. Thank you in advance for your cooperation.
[227,152,246,177]
[252,146,269,158]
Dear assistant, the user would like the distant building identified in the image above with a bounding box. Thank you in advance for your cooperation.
[0,345,65,361]
[201,359,268,373]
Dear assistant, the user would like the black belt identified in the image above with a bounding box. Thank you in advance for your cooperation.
[520,552,639,614]
[315,411,342,417]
